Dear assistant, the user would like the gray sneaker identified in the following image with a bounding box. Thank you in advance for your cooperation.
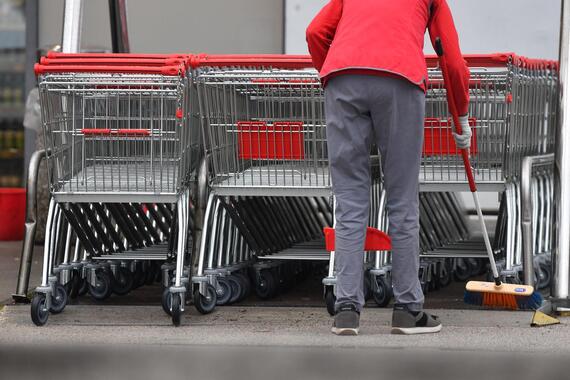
[331,303,360,336]
[391,304,442,335]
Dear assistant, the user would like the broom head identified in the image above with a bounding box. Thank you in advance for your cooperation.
[464,281,543,310]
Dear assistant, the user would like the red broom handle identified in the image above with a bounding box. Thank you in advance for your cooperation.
[434,38,477,193]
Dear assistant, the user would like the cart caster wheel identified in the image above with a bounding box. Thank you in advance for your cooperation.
[133,263,145,289]
[227,275,242,304]
[89,269,112,301]
[49,283,68,314]
[161,287,172,316]
[31,293,49,326]
[69,270,81,299]
[112,267,134,296]
[233,272,251,299]
[77,275,89,297]
[537,263,551,290]
[325,287,336,316]
[453,258,472,282]
[215,277,232,306]
[255,270,277,300]
[364,274,373,301]
[373,276,393,308]
[171,293,182,327]
[145,263,158,286]
[194,284,217,315]
[63,280,73,295]
[437,262,452,288]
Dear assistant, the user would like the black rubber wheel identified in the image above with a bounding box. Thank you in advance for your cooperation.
[145,263,157,286]
[31,293,49,326]
[473,259,488,276]
[233,272,251,299]
[255,270,277,300]
[112,267,134,296]
[364,274,373,301]
[232,274,249,302]
[325,287,336,316]
[68,270,81,299]
[78,274,89,297]
[215,277,232,306]
[89,269,113,301]
[49,283,68,314]
[63,278,73,295]
[227,275,243,304]
[437,262,453,288]
[194,284,217,315]
[133,262,146,289]
[538,262,551,290]
[453,258,472,282]
[171,293,182,326]
[162,287,172,316]
[372,276,393,308]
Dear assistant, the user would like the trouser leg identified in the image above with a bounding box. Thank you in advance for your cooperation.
[325,75,373,312]
[369,76,426,312]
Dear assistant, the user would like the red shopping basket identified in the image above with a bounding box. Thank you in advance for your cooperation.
[237,121,305,160]
[423,117,478,156]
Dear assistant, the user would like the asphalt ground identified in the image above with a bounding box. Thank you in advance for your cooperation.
[1,305,569,380]
[2,240,569,380]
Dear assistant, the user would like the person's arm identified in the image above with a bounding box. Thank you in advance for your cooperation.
[428,0,472,148]
[306,0,343,73]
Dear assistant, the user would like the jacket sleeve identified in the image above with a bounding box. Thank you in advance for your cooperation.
[306,0,343,73]
[428,0,470,116]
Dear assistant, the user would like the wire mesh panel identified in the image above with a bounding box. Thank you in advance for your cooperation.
[423,56,558,190]
[37,70,197,202]
[194,55,558,194]
[194,68,330,195]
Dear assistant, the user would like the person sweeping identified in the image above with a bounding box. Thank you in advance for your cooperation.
[306,0,472,335]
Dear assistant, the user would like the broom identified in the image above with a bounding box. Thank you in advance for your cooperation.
[434,38,542,310]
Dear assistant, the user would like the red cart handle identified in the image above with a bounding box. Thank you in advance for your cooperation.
[189,55,314,69]
[40,57,186,67]
[35,63,185,76]
[46,51,188,60]
[81,129,151,136]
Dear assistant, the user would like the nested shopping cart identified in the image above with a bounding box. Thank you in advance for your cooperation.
[371,54,559,293]
[31,54,198,326]
[185,55,390,318]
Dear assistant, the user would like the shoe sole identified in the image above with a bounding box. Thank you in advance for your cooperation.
[331,327,359,336]
[391,324,442,335]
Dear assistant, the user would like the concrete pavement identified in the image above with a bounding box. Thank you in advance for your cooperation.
[0,304,567,352]
[1,305,569,380]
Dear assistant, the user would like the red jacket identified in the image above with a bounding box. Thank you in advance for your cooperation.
[306,0,470,115]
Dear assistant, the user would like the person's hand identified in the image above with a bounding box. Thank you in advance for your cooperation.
[453,115,472,150]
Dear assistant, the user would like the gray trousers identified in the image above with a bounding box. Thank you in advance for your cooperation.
[325,74,425,312]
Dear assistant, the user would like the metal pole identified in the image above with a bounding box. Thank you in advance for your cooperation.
[109,0,130,53]
[61,0,84,53]
[553,0,570,304]
[24,0,38,174]
[13,149,50,303]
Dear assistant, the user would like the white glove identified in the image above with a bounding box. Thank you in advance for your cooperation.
[453,115,472,150]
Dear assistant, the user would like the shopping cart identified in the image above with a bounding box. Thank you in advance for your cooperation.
[31,55,198,326]
[368,54,559,292]
[186,55,391,318]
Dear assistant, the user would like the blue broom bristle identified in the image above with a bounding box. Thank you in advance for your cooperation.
[464,289,543,310]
